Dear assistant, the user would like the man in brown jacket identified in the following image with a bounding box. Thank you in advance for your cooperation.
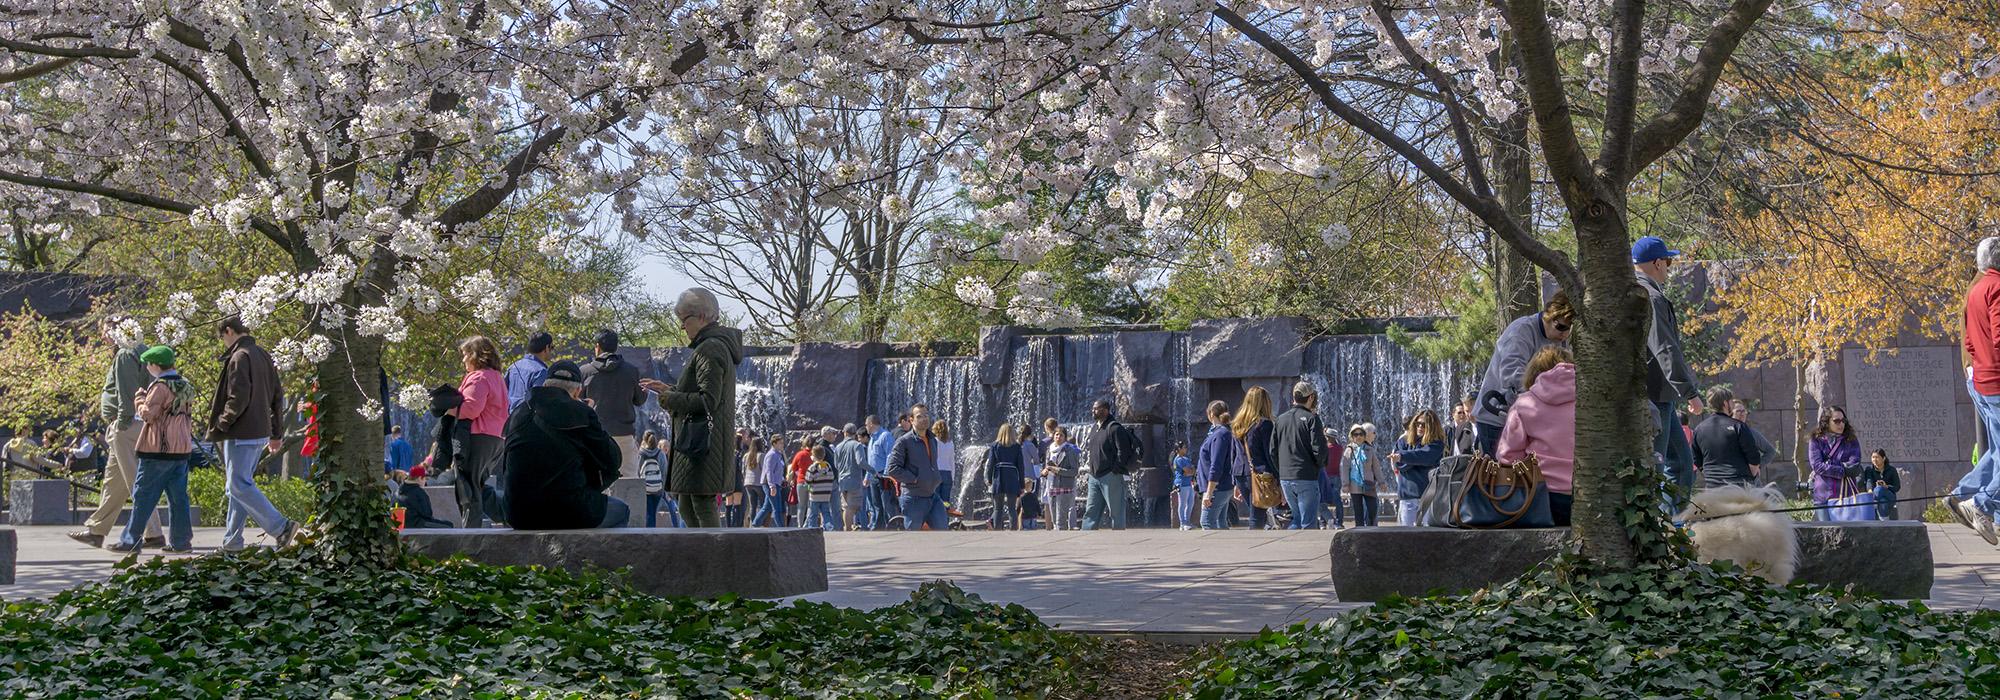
[208,317,296,551]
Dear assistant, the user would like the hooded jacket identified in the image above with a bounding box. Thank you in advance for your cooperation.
[502,386,622,529]
[1497,362,1577,494]
[580,351,647,437]
[662,324,743,495]
[1473,313,1566,429]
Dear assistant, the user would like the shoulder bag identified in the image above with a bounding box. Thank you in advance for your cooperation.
[1246,438,1282,509]
[1448,453,1553,529]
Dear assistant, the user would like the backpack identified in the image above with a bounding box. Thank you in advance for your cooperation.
[641,452,664,494]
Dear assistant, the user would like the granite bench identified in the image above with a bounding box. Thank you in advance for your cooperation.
[1329,522,1933,602]
[400,527,826,599]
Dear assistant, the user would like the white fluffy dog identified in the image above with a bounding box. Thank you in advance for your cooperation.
[1676,485,1799,585]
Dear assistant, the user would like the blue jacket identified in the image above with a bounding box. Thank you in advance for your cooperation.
[1173,455,1194,489]
[384,436,414,474]
[1197,424,1235,493]
[867,428,895,477]
[886,431,943,497]
[1392,439,1444,500]
[504,355,549,413]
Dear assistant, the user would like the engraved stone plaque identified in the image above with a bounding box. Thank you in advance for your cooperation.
[1840,346,1963,463]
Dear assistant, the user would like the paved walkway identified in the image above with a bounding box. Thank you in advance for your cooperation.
[5,524,1997,632]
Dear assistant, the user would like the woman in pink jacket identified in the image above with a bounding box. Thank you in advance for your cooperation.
[454,336,509,528]
[1497,347,1576,526]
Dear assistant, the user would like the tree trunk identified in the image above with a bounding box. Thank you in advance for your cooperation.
[306,331,398,566]
[1566,209,1662,568]
[1491,115,1541,325]
[1793,359,1811,486]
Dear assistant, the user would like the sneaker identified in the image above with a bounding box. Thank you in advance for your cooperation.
[65,531,104,548]
[275,521,300,548]
[220,542,248,554]
[103,540,140,554]
[1948,496,1977,530]
[1955,499,1999,546]
[161,545,195,554]
[143,536,166,548]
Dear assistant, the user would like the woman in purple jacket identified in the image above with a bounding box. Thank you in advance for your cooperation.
[1808,406,1862,521]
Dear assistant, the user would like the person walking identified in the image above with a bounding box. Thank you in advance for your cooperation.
[1172,442,1197,530]
[502,360,629,530]
[1954,236,2000,544]
[1863,449,1902,521]
[986,424,1027,530]
[1470,293,1574,456]
[1390,410,1446,527]
[1692,388,1762,489]
[1230,387,1276,529]
[887,406,949,531]
[933,419,958,510]
[1082,399,1142,531]
[787,435,815,527]
[639,430,669,527]
[805,445,837,530]
[1196,401,1235,530]
[504,331,554,413]
[384,425,414,475]
[207,318,299,550]
[740,437,766,527]
[1043,426,1082,530]
[1273,381,1329,530]
[865,415,897,530]
[753,435,789,527]
[70,317,162,549]
[581,330,648,479]
[834,424,869,530]
[104,345,195,554]
[1343,424,1382,527]
[1808,407,1863,522]
[638,289,742,529]
[1495,347,1577,526]
[1633,236,1703,509]
[450,335,509,529]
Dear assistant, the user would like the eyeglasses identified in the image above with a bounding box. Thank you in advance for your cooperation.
[1553,323,1571,333]
[1831,418,1846,424]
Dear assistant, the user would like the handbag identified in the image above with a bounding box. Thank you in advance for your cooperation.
[1827,477,1878,522]
[1418,455,1473,527]
[1241,438,1282,509]
[1448,453,1553,529]
[674,414,711,458]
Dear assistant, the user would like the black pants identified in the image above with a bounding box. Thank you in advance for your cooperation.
[991,491,1020,530]
[1473,423,1503,457]
[452,431,503,528]
[1549,492,1573,527]
[1350,493,1379,527]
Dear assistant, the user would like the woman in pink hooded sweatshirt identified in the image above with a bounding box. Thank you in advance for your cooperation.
[1498,346,1576,526]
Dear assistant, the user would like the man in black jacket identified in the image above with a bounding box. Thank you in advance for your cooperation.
[580,329,649,479]
[1082,399,1141,531]
[1274,381,1330,529]
[504,360,629,529]
[1692,388,1762,489]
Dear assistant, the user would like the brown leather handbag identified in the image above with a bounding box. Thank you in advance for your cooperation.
[1448,453,1553,528]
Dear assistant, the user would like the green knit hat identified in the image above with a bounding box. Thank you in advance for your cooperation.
[139,344,176,368]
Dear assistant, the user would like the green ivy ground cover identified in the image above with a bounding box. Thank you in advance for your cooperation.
[0,552,1101,698]
[1184,559,2000,699]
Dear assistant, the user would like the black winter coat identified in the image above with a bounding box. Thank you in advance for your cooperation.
[1272,406,1328,481]
[503,386,622,530]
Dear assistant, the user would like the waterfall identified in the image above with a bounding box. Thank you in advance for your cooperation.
[734,355,794,438]
[865,356,989,458]
[1304,335,1471,437]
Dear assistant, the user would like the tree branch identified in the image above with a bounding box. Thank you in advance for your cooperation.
[0,56,75,83]
[1498,0,1603,214]
[1626,0,1779,179]
[0,169,292,251]
[1369,1,1493,199]
[1596,0,1647,184]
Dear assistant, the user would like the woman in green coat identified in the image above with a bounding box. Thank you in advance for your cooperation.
[640,289,742,528]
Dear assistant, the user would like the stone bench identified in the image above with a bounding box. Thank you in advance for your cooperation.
[1329,522,1933,602]
[400,527,826,599]
[1,527,14,585]
[7,479,71,525]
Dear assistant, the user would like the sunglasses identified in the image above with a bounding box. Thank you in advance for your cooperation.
[1553,322,1571,333]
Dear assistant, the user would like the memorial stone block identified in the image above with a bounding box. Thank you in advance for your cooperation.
[8,479,69,525]
[1841,346,1963,463]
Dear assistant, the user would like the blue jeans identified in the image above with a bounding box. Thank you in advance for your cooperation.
[645,493,682,527]
[937,472,955,506]
[808,500,835,530]
[751,484,786,526]
[1200,491,1231,529]
[1082,473,1128,530]
[1653,401,1695,511]
[1176,484,1198,528]
[120,457,192,549]
[1281,479,1321,530]
[864,480,886,530]
[598,497,630,528]
[1958,380,2000,516]
[220,438,291,548]
[899,492,949,530]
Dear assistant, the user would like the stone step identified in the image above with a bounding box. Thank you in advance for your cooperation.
[400,527,826,599]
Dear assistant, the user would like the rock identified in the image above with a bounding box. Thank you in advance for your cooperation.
[1113,331,1176,423]
[0,527,13,584]
[1188,318,1307,380]
[1792,521,1933,599]
[401,527,828,599]
[609,477,648,527]
[1329,527,1568,602]
[977,326,1020,386]
[7,480,70,526]
[787,343,888,430]
[1329,522,1933,602]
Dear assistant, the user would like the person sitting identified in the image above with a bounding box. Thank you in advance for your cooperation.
[502,360,629,529]
[1496,346,1577,526]
[391,465,452,529]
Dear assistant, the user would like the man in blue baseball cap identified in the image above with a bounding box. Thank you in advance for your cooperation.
[1633,236,1702,508]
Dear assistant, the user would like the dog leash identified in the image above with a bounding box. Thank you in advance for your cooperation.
[1684,487,2000,520]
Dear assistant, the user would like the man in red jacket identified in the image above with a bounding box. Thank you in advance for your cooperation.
[1953,236,2000,546]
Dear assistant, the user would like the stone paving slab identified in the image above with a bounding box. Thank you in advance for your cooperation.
[3,524,1995,632]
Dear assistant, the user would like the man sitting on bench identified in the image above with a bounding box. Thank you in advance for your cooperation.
[502,360,629,529]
